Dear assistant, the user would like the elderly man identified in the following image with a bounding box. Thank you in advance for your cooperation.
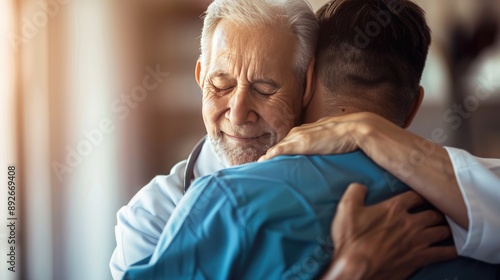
[122,0,498,279]
[112,0,495,278]
[110,0,317,278]
[111,0,436,278]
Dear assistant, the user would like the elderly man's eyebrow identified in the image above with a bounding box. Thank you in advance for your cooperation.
[208,72,278,87]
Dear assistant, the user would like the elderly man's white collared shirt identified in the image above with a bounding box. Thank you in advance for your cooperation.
[109,139,226,280]
[445,147,500,264]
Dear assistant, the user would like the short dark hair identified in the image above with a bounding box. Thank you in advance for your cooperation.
[315,0,431,125]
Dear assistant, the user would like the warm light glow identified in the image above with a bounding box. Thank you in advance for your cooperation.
[0,1,16,280]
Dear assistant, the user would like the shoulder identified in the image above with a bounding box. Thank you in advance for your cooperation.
[192,156,314,213]
[216,155,311,180]
[214,152,373,182]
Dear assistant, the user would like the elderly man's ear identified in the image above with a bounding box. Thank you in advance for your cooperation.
[195,59,203,89]
[402,86,425,128]
[302,58,316,108]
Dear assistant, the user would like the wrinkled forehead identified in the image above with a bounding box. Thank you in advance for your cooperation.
[206,20,298,80]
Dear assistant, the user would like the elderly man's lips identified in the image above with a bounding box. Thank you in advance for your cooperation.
[224,133,268,143]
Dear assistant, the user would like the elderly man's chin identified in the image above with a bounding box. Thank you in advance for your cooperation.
[209,133,276,166]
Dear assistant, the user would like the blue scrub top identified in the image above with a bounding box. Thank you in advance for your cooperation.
[124,151,497,280]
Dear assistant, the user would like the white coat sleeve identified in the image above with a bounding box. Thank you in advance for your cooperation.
[109,160,186,280]
[444,147,500,264]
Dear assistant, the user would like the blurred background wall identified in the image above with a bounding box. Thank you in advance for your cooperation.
[0,0,499,279]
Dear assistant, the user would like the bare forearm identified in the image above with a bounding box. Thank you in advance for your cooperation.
[352,120,468,228]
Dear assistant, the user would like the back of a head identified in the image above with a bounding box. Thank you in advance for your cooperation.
[200,0,318,84]
[315,0,431,126]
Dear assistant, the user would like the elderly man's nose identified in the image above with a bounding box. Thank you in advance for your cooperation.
[226,88,258,125]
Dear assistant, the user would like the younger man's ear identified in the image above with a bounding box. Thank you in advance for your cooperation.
[302,58,316,107]
[403,86,425,128]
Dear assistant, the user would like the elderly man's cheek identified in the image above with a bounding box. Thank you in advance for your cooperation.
[266,100,300,141]
[203,94,228,115]
[202,97,225,132]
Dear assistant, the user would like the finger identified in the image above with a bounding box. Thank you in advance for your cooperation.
[260,138,305,161]
[418,226,451,245]
[258,153,271,162]
[384,190,426,211]
[411,210,446,228]
[258,151,275,162]
[418,246,457,267]
[339,183,368,206]
[259,144,287,161]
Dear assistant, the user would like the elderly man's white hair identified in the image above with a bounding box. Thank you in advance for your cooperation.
[200,0,318,84]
